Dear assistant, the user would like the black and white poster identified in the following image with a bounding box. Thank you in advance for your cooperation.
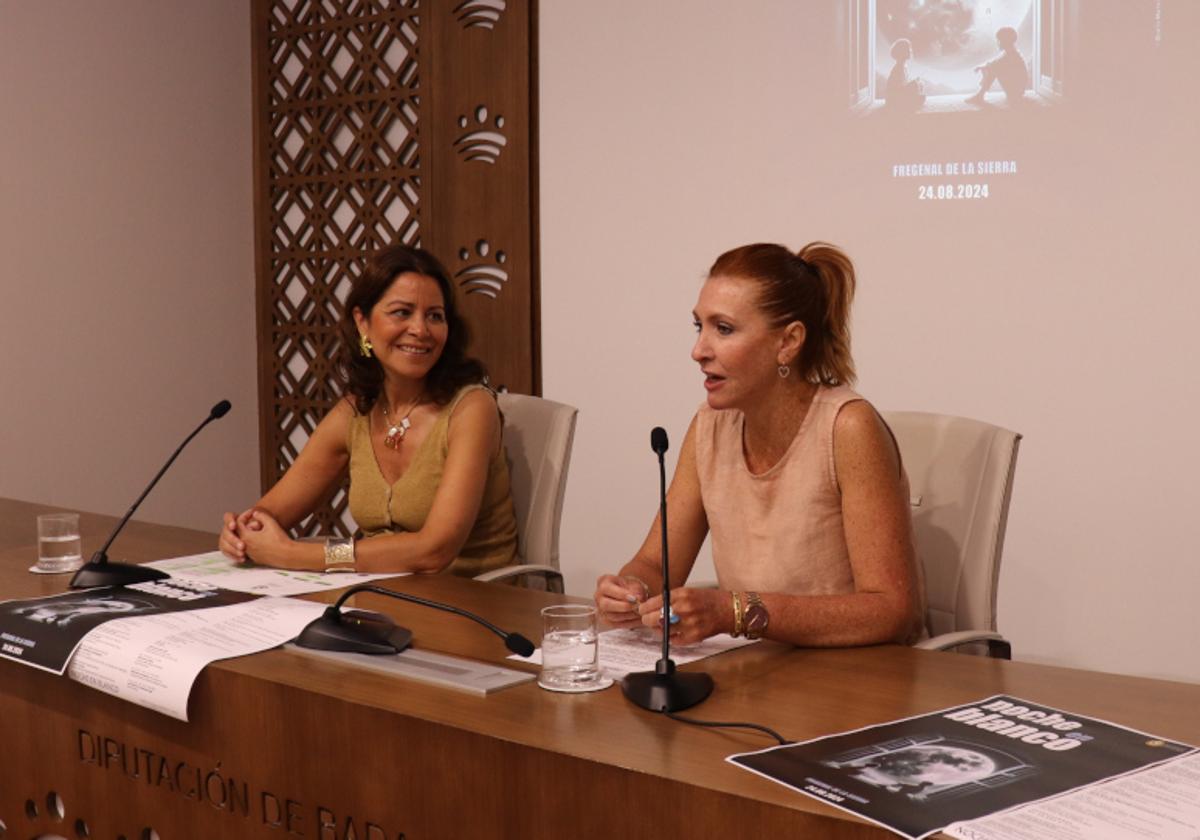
[0,579,257,674]
[728,695,1195,840]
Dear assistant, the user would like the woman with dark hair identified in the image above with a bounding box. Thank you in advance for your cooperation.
[218,245,517,575]
[594,242,924,646]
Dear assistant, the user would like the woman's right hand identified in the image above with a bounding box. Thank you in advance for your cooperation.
[218,509,260,563]
[594,574,651,628]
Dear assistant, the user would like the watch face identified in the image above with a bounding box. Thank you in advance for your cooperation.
[745,603,768,636]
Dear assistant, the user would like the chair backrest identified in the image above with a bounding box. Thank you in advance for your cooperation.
[496,392,579,569]
[881,411,1022,638]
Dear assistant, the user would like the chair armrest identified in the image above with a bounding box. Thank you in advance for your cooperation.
[475,564,565,594]
[916,630,1012,659]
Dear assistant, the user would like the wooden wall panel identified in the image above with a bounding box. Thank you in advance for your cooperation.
[422,0,537,395]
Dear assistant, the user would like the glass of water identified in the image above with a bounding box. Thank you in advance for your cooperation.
[36,512,83,573]
[538,604,600,691]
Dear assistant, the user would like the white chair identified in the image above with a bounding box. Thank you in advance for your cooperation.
[474,393,578,593]
[882,411,1022,658]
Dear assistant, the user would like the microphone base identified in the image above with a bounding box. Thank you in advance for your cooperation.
[621,669,714,712]
[296,609,413,655]
[69,561,170,590]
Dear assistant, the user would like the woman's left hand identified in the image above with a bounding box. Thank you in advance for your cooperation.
[637,587,728,646]
[235,509,297,569]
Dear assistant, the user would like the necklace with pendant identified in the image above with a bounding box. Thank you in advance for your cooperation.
[382,392,422,450]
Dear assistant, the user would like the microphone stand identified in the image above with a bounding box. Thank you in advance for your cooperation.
[296,583,536,657]
[621,427,714,712]
[70,401,232,589]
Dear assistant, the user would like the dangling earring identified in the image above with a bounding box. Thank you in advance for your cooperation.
[778,364,790,379]
[358,333,374,358]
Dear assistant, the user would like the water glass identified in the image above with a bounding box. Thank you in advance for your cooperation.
[538,604,600,690]
[37,512,83,573]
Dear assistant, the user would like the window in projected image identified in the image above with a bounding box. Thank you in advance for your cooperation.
[848,0,1066,114]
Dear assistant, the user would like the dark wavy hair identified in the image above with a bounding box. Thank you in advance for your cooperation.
[337,245,487,414]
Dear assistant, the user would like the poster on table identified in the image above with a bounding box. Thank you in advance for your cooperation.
[728,695,1195,840]
[0,579,257,674]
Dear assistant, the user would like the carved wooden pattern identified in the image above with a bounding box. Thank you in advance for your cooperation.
[456,239,509,298]
[422,0,536,404]
[252,0,537,535]
[9,787,104,840]
[454,0,507,31]
[454,105,508,163]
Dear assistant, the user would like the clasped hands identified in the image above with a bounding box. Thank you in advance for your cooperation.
[593,574,725,646]
[218,508,295,568]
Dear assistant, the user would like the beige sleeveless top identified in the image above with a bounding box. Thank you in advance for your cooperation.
[347,385,518,577]
[695,385,865,595]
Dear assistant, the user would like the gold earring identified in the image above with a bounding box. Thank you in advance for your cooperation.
[358,333,374,358]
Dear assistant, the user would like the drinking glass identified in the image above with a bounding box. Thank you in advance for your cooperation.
[538,604,600,690]
[36,512,83,573]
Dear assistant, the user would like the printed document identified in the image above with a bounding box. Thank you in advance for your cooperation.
[67,596,326,721]
[945,751,1200,840]
[0,580,257,673]
[728,695,1195,840]
[148,551,404,596]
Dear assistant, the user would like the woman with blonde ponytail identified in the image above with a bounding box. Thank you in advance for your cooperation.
[595,242,924,647]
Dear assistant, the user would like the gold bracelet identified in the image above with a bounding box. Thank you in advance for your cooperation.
[323,537,356,573]
[732,591,745,637]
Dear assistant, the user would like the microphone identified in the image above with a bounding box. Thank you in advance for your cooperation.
[651,426,668,455]
[295,584,536,657]
[70,400,233,589]
[620,426,714,712]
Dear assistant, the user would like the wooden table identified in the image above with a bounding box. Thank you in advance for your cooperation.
[1,498,1198,839]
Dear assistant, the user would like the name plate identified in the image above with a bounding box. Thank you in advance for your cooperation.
[289,644,536,695]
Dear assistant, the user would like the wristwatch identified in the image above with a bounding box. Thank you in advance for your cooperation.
[743,592,769,640]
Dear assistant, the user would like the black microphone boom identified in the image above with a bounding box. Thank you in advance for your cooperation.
[296,584,535,657]
[70,400,233,589]
[621,426,714,712]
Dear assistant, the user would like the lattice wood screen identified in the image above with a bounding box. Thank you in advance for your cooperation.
[251,0,537,536]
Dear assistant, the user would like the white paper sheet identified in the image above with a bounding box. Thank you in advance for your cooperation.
[945,751,1200,840]
[510,626,757,678]
[727,695,1195,840]
[66,597,326,721]
[148,551,405,596]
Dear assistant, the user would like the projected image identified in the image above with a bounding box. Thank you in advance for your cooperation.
[848,0,1068,114]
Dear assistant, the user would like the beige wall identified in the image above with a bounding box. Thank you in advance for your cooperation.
[539,2,1200,684]
[0,1,259,533]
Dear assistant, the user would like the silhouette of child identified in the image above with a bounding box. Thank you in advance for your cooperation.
[966,26,1028,105]
[885,39,925,111]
